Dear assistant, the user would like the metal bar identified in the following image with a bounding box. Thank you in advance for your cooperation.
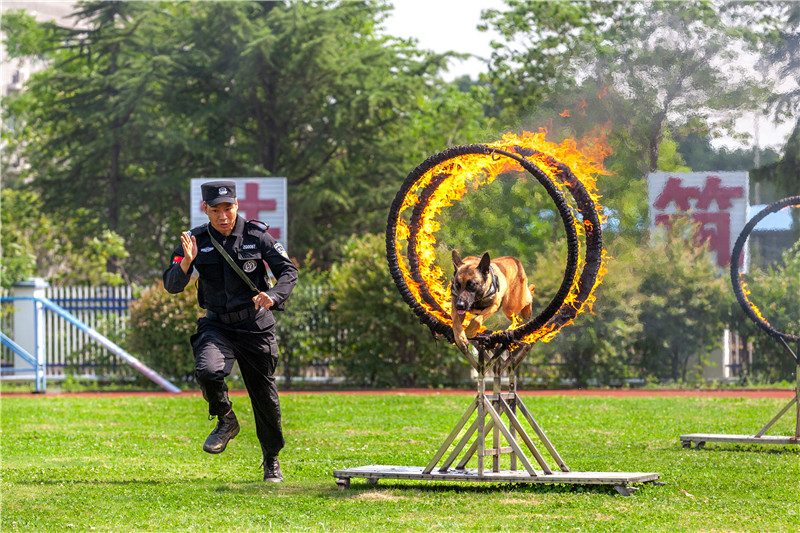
[462,346,480,373]
[754,396,797,438]
[509,362,518,471]
[483,397,538,476]
[423,397,479,474]
[492,361,501,472]
[497,396,552,474]
[440,416,481,471]
[512,343,533,368]
[477,375,486,476]
[455,418,495,470]
[28,297,180,393]
[795,357,799,439]
[485,392,517,401]
[33,299,44,391]
[485,345,507,370]
[776,335,799,365]
[485,447,514,456]
[0,332,45,392]
[516,395,570,472]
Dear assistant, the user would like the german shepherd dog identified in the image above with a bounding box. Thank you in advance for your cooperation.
[450,251,535,353]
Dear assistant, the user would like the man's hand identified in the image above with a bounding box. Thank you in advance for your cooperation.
[253,291,274,311]
[180,232,198,274]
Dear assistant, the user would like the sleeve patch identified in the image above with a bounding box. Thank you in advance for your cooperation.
[172,255,184,264]
[274,243,289,259]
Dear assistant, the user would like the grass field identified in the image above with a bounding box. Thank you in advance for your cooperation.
[1,391,798,532]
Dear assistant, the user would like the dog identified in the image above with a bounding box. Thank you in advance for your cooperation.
[450,250,535,353]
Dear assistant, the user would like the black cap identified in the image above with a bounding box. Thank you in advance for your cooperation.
[201,181,237,206]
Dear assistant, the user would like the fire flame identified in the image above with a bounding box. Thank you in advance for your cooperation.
[740,281,772,327]
[393,131,609,345]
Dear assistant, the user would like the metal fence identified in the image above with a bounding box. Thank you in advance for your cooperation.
[1,285,134,379]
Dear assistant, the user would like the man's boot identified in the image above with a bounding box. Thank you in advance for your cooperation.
[203,411,239,454]
[262,454,283,482]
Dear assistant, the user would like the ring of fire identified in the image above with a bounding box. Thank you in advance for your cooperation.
[386,132,608,350]
[730,195,800,344]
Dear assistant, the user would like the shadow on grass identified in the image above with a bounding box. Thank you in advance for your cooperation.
[680,444,800,455]
[327,479,657,497]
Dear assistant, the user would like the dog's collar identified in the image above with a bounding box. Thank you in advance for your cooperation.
[471,266,499,311]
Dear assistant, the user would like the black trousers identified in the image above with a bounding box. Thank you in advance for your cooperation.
[191,312,284,457]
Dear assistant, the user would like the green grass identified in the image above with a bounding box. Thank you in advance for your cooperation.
[2,392,798,532]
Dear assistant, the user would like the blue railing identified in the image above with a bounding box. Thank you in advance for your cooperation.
[0,331,46,392]
[1,296,180,393]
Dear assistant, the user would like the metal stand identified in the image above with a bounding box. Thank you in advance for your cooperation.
[334,342,661,496]
[681,339,800,449]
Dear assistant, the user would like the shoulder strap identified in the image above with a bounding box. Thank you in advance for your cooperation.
[207,232,258,293]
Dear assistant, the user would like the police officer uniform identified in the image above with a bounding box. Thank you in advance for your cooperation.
[163,181,298,482]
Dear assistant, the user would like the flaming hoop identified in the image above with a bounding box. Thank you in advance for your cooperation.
[385,132,607,350]
[334,138,662,493]
[681,196,799,450]
[730,195,800,346]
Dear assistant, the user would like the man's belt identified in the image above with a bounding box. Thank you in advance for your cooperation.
[206,307,258,325]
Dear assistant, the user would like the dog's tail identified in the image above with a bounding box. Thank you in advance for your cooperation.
[528,283,535,297]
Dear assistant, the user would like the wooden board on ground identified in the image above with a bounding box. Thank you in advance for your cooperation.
[333,465,661,496]
[680,433,800,448]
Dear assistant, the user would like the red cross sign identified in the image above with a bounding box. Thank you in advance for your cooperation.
[190,177,287,242]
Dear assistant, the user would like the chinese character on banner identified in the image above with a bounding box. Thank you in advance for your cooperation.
[190,178,288,243]
[647,172,749,268]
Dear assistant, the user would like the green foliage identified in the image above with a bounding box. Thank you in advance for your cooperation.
[126,281,204,382]
[2,0,494,280]
[676,131,780,172]
[656,133,691,172]
[328,233,464,387]
[731,241,800,381]
[0,188,128,288]
[634,220,732,382]
[481,1,619,123]
[0,189,38,288]
[437,174,565,262]
[533,237,644,386]
[274,258,338,389]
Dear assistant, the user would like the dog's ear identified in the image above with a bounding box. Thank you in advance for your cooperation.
[479,252,491,275]
[452,250,463,269]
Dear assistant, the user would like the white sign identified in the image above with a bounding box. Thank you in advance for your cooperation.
[647,172,749,268]
[190,178,288,244]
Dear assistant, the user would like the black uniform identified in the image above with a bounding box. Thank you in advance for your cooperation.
[163,215,298,457]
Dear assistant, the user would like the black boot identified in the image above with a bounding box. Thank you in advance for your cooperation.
[203,411,239,454]
[262,454,283,482]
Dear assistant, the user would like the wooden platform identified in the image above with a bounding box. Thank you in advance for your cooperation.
[332,344,661,496]
[333,465,661,496]
[680,433,800,449]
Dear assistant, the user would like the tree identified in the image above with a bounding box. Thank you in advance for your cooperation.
[731,241,800,382]
[634,220,731,382]
[328,233,464,387]
[2,2,195,281]
[533,237,643,387]
[3,1,493,283]
[0,188,128,288]
[480,1,620,124]
[127,281,204,383]
[675,131,780,172]
[273,258,337,389]
[482,1,779,173]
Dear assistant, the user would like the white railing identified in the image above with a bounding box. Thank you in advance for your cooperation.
[1,285,133,379]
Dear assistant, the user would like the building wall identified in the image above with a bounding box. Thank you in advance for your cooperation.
[1,1,75,97]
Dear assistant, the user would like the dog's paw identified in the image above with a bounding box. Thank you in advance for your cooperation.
[454,335,470,354]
